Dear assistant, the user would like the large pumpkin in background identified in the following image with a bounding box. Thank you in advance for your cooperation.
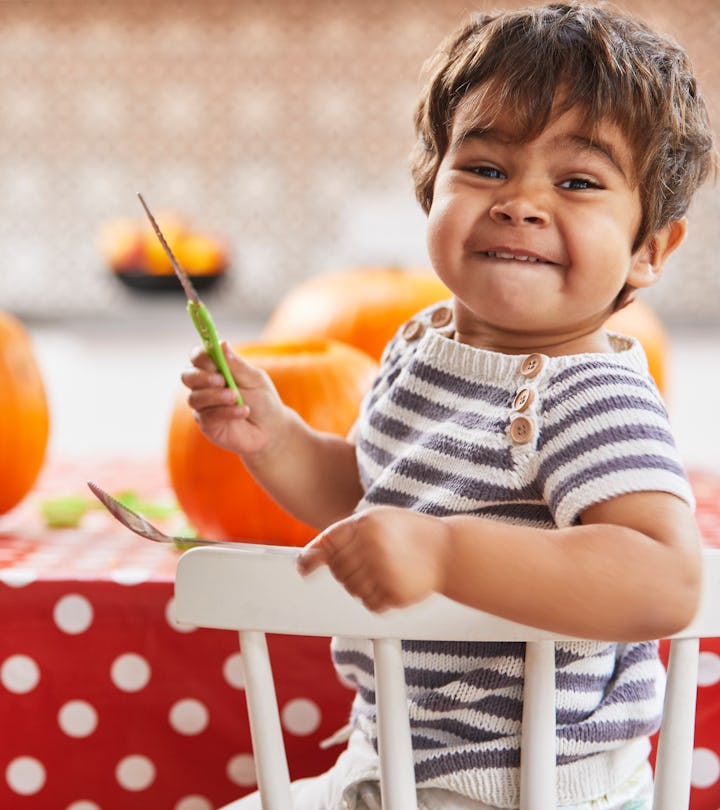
[606,298,668,394]
[167,339,378,545]
[263,266,451,361]
[0,312,50,514]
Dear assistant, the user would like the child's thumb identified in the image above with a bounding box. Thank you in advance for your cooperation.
[296,539,326,576]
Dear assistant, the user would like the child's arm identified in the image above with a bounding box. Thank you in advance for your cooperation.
[298,490,701,642]
[182,342,363,529]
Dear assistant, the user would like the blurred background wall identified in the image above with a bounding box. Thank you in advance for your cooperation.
[0,0,717,325]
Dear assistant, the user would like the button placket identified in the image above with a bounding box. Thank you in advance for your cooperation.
[402,320,425,342]
[508,353,547,446]
[512,387,534,413]
[509,414,535,444]
[519,353,545,379]
[430,306,452,329]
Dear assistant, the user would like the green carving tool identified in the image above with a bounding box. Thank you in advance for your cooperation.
[137,192,243,405]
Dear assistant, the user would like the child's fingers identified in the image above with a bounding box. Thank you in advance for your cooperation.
[298,517,361,582]
[187,342,270,397]
[297,519,356,576]
[181,366,227,391]
[220,342,272,391]
[340,568,383,607]
[296,545,325,575]
[297,531,332,575]
[189,345,218,372]
[187,385,245,413]
[297,516,396,612]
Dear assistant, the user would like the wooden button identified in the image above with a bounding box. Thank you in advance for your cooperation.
[519,353,545,378]
[512,387,534,412]
[402,320,425,341]
[430,306,452,328]
[509,415,534,444]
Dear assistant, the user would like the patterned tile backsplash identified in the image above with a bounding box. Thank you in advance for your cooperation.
[0,0,718,322]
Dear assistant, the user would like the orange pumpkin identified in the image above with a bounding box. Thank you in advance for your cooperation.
[263,266,451,361]
[167,339,378,545]
[0,312,50,514]
[606,298,668,394]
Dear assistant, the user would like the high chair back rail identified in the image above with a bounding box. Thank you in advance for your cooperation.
[175,546,720,810]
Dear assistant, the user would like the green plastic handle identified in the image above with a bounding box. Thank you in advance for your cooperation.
[187,300,244,405]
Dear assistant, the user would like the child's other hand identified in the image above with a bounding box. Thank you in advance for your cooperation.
[298,507,448,612]
[181,341,286,458]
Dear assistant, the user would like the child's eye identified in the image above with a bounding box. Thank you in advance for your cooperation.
[560,177,600,190]
[466,165,505,180]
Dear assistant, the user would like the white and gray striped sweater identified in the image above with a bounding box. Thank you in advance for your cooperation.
[332,302,694,808]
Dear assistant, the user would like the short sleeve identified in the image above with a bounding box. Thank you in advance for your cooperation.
[536,356,694,528]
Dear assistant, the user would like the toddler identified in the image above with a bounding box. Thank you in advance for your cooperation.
[183,3,716,808]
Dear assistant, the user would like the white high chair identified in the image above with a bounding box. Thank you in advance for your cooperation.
[174,546,720,810]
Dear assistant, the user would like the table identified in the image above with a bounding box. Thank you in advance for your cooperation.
[1,458,719,810]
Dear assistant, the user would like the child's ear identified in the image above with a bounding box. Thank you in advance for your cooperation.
[628,218,688,289]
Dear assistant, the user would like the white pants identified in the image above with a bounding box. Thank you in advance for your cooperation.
[222,731,653,810]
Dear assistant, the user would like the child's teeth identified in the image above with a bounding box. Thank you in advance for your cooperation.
[488,251,538,262]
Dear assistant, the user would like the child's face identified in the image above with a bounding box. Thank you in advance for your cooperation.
[426,94,659,354]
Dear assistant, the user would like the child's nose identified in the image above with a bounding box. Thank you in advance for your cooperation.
[489,188,550,226]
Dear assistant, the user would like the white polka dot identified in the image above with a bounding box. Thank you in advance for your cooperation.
[66,802,101,810]
[53,594,94,634]
[175,796,213,810]
[169,698,210,736]
[110,567,150,585]
[697,651,720,687]
[222,653,245,690]
[58,700,98,738]
[226,753,257,787]
[281,697,321,736]
[6,756,46,795]
[111,653,151,693]
[165,597,196,633]
[0,568,37,587]
[1,655,41,694]
[115,755,156,791]
[691,747,720,789]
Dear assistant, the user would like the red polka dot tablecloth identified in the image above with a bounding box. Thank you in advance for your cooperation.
[0,458,354,810]
[0,458,719,810]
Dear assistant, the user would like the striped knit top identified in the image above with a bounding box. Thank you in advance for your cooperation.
[331,302,694,808]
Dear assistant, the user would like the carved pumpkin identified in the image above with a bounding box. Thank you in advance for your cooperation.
[167,339,378,545]
[606,298,668,394]
[0,313,50,514]
[263,266,451,361]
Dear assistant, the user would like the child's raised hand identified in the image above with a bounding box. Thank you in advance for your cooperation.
[297,507,448,612]
[181,341,287,458]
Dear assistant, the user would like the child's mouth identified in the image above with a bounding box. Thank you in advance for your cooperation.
[483,250,552,265]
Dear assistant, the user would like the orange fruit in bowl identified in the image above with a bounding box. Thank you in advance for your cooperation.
[175,232,228,275]
[98,218,146,272]
[142,211,189,275]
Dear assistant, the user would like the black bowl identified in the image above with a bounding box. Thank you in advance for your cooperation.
[113,268,227,294]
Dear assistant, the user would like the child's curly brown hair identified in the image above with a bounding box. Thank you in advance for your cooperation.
[410,2,716,252]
